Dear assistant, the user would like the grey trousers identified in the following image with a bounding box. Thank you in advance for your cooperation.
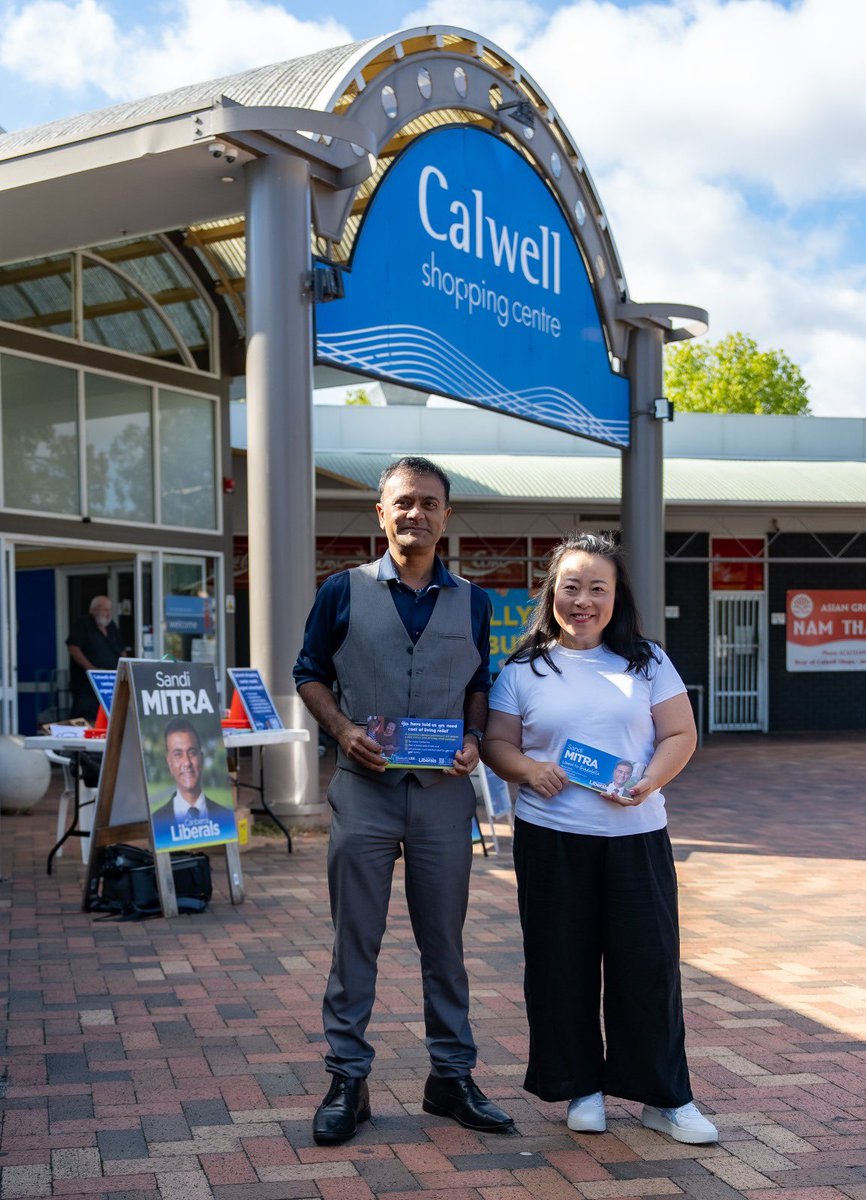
[323,766,477,1079]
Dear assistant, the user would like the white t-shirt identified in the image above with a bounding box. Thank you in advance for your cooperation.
[488,642,687,837]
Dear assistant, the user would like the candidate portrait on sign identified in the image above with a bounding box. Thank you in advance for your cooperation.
[149,716,234,850]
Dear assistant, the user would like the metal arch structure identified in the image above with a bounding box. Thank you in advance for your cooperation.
[0,25,707,814]
[239,29,706,812]
[302,27,633,366]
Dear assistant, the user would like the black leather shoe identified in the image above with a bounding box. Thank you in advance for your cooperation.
[312,1075,371,1145]
[422,1073,514,1132]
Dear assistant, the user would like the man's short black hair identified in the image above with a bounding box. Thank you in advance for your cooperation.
[378,456,451,503]
[164,717,201,750]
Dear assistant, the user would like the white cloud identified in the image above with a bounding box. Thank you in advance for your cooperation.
[0,0,352,101]
[404,0,866,415]
[2,0,865,414]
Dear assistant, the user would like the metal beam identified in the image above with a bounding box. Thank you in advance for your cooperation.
[245,152,321,815]
[621,324,666,641]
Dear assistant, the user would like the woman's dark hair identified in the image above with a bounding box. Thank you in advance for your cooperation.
[508,531,660,676]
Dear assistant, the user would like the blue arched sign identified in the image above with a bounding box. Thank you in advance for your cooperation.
[315,126,629,446]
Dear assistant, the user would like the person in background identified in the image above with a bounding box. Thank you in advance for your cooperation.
[66,595,124,722]
[483,532,718,1146]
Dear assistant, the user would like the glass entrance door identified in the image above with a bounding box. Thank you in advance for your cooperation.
[162,554,220,673]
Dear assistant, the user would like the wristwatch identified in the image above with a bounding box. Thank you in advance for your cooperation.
[465,727,485,748]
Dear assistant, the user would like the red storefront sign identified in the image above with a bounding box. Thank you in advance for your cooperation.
[710,537,765,591]
[459,537,528,588]
[786,589,866,672]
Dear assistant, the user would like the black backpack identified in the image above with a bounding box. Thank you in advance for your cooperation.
[86,843,212,920]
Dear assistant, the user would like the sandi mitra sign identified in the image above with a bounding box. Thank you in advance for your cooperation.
[786,590,866,672]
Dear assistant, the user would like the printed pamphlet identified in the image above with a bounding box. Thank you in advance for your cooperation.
[558,739,645,796]
[366,715,463,769]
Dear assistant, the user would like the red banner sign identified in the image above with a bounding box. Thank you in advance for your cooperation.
[711,537,765,591]
[787,589,866,672]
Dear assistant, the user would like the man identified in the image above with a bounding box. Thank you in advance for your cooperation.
[604,760,634,797]
[66,595,124,722]
[150,718,217,842]
[294,455,513,1145]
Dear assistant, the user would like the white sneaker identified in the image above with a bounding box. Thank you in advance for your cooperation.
[566,1091,606,1133]
[641,1102,719,1144]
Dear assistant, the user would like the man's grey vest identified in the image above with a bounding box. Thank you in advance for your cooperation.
[332,561,481,788]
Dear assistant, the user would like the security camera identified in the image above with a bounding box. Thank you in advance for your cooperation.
[209,141,227,159]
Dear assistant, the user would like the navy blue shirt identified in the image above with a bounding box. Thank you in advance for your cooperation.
[293,553,492,694]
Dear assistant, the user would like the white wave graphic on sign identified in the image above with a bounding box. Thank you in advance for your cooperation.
[317,324,629,446]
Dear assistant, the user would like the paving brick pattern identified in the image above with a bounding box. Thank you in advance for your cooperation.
[2,733,864,1199]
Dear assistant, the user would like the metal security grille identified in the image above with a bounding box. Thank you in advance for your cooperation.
[710,594,766,731]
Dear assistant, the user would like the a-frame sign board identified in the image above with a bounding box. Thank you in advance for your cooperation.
[83,659,244,916]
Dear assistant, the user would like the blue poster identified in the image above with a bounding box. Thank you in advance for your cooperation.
[87,669,117,714]
[316,126,629,447]
[129,661,237,853]
[165,594,209,634]
[488,588,534,673]
[227,668,284,732]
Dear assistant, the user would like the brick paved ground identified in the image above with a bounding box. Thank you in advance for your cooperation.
[1,733,865,1200]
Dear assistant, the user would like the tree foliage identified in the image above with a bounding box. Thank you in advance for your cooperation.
[344,387,372,406]
[664,332,811,415]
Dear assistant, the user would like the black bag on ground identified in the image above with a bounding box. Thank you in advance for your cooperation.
[87,843,212,919]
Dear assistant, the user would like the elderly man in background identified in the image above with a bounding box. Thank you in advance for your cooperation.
[66,595,124,722]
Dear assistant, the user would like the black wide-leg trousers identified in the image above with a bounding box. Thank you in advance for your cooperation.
[513,817,692,1107]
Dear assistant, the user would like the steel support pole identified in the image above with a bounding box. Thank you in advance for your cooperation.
[621,324,666,642]
[245,153,321,815]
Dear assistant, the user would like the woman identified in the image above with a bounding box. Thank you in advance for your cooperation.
[483,532,717,1145]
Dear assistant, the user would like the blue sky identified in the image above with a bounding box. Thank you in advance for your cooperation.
[1,0,863,417]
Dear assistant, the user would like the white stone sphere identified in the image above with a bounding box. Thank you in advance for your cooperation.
[0,736,52,812]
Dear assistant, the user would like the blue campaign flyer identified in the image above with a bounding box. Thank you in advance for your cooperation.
[87,669,117,714]
[227,668,284,731]
[558,740,646,796]
[366,715,463,769]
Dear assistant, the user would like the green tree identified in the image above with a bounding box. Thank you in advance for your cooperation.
[664,332,810,415]
[345,387,371,406]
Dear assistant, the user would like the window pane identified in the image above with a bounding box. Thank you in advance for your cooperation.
[1,355,79,512]
[85,374,154,522]
[159,389,216,528]
[93,238,214,372]
[82,258,186,364]
[0,255,75,338]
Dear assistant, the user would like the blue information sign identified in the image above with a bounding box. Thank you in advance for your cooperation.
[87,669,117,714]
[316,125,629,446]
[165,594,209,634]
[227,668,284,732]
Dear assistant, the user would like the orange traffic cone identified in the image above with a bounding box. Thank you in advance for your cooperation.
[85,705,108,738]
[222,689,250,729]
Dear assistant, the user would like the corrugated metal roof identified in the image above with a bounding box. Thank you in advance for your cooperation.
[315,452,866,506]
[0,38,379,159]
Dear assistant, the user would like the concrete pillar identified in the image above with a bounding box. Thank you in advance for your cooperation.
[621,324,666,642]
[245,153,321,815]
